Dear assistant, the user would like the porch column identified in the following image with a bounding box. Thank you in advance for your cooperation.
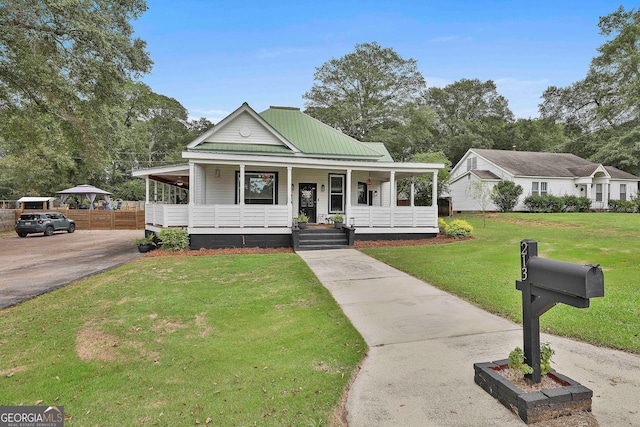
[239,164,245,204]
[145,178,150,204]
[153,181,158,203]
[189,162,196,205]
[287,166,293,227]
[432,171,439,227]
[390,171,396,206]
[410,176,415,207]
[346,169,352,225]
[239,164,245,227]
[390,171,396,228]
[188,162,195,228]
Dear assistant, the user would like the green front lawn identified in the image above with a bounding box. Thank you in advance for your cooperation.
[362,213,640,353]
[0,254,364,426]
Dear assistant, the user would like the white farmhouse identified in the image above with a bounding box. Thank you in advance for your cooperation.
[448,148,639,212]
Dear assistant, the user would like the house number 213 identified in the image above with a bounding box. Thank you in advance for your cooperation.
[520,240,529,280]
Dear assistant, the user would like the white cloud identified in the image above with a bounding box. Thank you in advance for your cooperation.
[424,76,549,119]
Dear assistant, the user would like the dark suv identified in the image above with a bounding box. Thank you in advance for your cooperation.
[15,212,76,237]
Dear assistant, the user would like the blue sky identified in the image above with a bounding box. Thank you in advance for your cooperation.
[134,1,635,123]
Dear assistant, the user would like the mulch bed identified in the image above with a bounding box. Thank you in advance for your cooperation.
[142,235,472,257]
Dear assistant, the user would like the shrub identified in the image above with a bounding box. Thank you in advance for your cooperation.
[491,180,523,212]
[445,219,473,238]
[609,199,638,213]
[133,234,157,247]
[330,213,344,223]
[438,218,447,234]
[507,342,554,380]
[508,347,533,379]
[158,228,190,251]
[561,195,591,212]
[523,194,544,212]
[524,194,562,213]
[540,342,555,375]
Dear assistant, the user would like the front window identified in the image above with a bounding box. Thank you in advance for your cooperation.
[595,184,602,202]
[466,157,477,171]
[236,171,278,204]
[620,184,627,201]
[329,174,345,213]
[532,181,548,196]
[357,182,368,205]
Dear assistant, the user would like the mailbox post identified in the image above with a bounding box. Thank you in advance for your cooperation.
[516,240,604,383]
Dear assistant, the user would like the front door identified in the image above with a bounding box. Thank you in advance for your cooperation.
[299,183,317,223]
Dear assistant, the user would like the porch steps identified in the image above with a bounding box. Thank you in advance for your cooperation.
[296,227,350,251]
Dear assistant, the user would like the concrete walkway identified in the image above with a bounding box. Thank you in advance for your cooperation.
[297,249,640,427]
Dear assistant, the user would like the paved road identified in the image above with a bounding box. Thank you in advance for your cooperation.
[0,230,142,308]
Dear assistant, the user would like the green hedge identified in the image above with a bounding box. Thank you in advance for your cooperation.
[608,199,639,213]
[524,194,592,213]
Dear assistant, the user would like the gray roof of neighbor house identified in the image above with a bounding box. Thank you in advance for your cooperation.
[604,166,640,180]
[471,170,501,180]
[473,149,609,178]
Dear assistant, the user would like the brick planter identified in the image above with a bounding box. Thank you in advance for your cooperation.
[474,359,592,424]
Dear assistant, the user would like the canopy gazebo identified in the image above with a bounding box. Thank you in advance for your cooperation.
[57,184,112,210]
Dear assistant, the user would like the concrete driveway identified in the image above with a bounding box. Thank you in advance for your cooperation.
[0,230,142,309]
[298,249,640,427]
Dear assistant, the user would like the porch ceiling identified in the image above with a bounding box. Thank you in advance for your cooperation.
[148,171,190,189]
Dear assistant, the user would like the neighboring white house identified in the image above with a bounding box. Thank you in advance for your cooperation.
[449,148,640,212]
[132,103,444,249]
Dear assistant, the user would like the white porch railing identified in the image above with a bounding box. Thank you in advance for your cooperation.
[145,204,438,229]
[145,204,189,227]
[349,206,437,228]
[145,204,289,228]
[191,205,289,228]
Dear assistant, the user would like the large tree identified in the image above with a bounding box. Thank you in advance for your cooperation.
[424,78,514,164]
[0,0,152,112]
[0,0,153,198]
[539,6,640,174]
[303,42,426,141]
[367,104,438,161]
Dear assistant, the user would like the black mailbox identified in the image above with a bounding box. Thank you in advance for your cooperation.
[516,240,604,383]
[527,257,604,299]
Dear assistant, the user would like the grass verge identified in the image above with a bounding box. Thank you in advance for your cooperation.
[361,213,640,353]
[0,254,364,426]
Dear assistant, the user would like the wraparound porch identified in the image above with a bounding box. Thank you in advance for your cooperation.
[144,203,438,231]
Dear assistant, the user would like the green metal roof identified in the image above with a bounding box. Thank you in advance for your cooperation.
[193,142,294,155]
[259,107,385,160]
[364,142,394,162]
